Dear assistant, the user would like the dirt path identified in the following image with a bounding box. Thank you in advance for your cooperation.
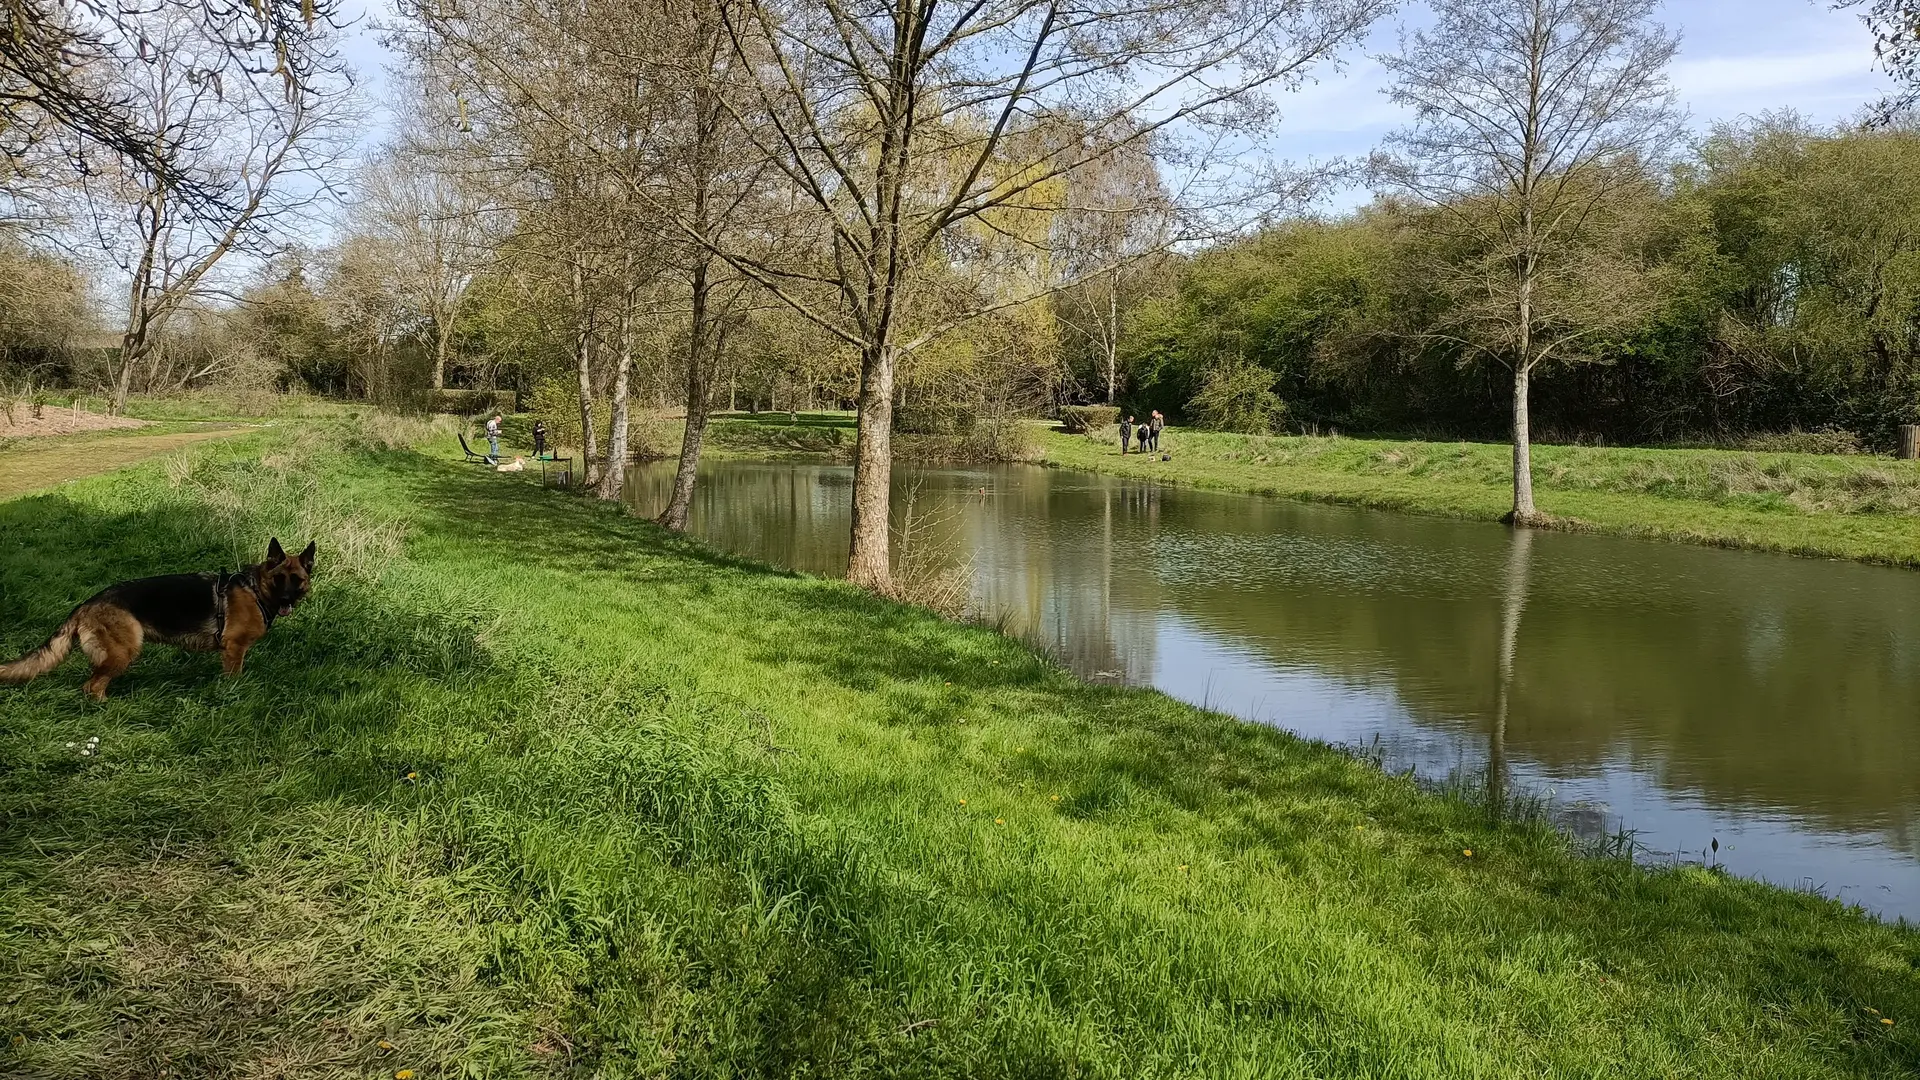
[0,404,146,438]
[0,427,246,501]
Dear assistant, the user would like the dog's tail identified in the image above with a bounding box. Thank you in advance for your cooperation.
[0,615,78,685]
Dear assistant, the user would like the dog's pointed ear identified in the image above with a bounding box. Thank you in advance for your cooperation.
[299,541,316,572]
[267,537,286,562]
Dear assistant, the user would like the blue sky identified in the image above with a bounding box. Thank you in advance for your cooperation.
[333,0,1895,200]
[1284,0,1896,207]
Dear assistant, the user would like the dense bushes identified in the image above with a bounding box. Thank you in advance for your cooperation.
[893,402,976,435]
[409,388,518,415]
[1058,405,1119,433]
[1187,358,1287,434]
[1121,117,1920,450]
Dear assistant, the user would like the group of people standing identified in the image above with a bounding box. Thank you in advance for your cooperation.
[483,413,551,465]
[1120,410,1164,455]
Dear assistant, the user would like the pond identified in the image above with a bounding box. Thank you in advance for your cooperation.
[626,460,1920,921]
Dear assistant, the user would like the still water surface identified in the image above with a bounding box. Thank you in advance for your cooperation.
[627,460,1920,921]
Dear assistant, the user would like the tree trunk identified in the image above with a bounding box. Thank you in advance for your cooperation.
[432,320,452,390]
[1510,362,1536,523]
[111,339,140,413]
[596,304,633,501]
[1509,250,1538,523]
[573,267,601,488]
[1104,284,1118,405]
[660,261,714,532]
[112,191,166,414]
[661,396,710,532]
[847,339,896,588]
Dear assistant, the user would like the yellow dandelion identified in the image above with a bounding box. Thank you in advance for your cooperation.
[405,772,417,781]
[378,1039,396,1051]
[958,799,967,806]
[1883,1018,1896,1026]
[1050,794,1060,801]
[1462,849,1473,857]
[1178,864,1189,872]
[396,1071,416,1080]
[995,818,1005,825]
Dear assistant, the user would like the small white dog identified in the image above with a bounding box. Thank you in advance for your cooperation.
[495,456,526,472]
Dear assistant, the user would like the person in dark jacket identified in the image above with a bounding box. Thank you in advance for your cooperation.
[531,419,548,460]
[1119,415,1134,454]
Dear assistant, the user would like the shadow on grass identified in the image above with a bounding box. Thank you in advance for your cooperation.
[0,465,908,1076]
[5,449,1919,1078]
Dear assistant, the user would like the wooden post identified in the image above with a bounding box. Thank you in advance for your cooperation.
[1900,425,1920,461]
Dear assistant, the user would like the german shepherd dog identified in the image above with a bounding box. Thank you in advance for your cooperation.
[0,538,315,700]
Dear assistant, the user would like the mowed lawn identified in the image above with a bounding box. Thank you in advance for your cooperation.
[1,423,1916,1078]
[1044,427,1920,568]
[0,426,248,501]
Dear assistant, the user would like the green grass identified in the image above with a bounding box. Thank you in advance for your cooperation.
[691,412,1036,465]
[704,411,860,461]
[0,426,252,501]
[1042,427,1920,568]
[3,421,1919,1077]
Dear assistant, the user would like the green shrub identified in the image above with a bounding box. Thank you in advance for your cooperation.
[963,418,1039,462]
[894,402,976,435]
[525,380,599,455]
[498,413,536,448]
[1738,428,1867,456]
[522,379,680,461]
[409,388,518,416]
[1059,405,1119,433]
[1187,358,1285,435]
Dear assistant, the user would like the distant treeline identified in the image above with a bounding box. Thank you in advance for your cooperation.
[1121,115,1920,449]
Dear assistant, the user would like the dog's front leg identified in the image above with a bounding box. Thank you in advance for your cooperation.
[222,640,251,677]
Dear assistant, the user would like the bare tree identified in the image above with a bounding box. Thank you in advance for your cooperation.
[391,0,661,491]
[1,0,344,205]
[394,0,776,514]
[1838,2,1920,123]
[76,8,350,411]
[361,112,498,391]
[645,0,772,531]
[1375,0,1680,523]
[1053,141,1173,404]
[698,0,1390,588]
[320,232,411,399]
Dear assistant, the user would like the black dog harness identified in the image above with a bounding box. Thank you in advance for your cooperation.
[210,569,275,647]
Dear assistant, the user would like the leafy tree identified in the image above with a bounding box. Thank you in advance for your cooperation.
[1375,0,1680,523]
[1187,355,1286,434]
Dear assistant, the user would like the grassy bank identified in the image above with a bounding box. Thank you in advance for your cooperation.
[1043,427,1920,567]
[3,422,1918,1077]
[0,424,252,501]
[628,412,1038,466]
